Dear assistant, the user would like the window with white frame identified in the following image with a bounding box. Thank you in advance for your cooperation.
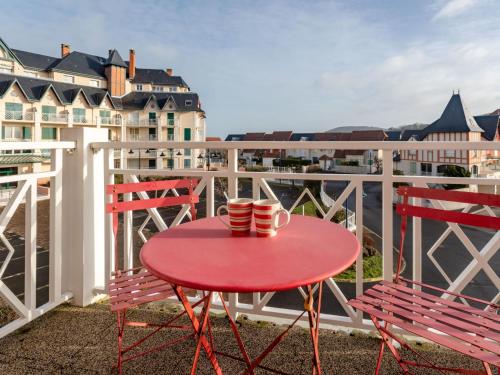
[89,79,99,88]
[3,126,23,140]
[63,75,74,83]
[169,87,177,92]
[153,85,164,92]
[136,84,143,91]
[185,100,192,106]
[445,150,455,158]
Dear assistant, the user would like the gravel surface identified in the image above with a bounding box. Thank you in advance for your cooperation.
[0,302,484,374]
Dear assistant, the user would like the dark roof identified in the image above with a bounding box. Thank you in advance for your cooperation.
[120,91,202,112]
[290,133,315,141]
[474,115,499,141]
[12,49,60,71]
[104,49,127,67]
[225,134,245,141]
[52,51,107,78]
[386,130,401,141]
[423,93,483,136]
[0,73,118,108]
[132,68,189,87]
[401,129,425,141]
[269,131,293,141]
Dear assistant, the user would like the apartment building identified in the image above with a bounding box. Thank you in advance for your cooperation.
[0,37,206,176]
[399,92,499,176]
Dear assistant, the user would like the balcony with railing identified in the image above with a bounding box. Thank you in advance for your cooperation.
[41,113,68,124]
[2,111,35,122]
[0,130,498,374]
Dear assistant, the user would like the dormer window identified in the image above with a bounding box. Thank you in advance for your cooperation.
[136,84,142,91]
[153,86,164,92]
[185,100,193,106]
[169,87,178,92]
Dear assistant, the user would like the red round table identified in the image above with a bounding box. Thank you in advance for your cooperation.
[140,215,360,374]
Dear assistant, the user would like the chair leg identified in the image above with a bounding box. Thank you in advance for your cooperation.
[116,310,126,375]
[374,338,385,375]
[482,362,493,375]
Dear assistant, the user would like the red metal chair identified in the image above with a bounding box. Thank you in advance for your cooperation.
[106,179,201,374]
[348,186,500,374]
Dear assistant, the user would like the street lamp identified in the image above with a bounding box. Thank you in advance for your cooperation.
[128,148,142,170]
[197,149,211,170]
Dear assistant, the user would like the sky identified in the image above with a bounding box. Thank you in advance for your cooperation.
[1,0,500,136]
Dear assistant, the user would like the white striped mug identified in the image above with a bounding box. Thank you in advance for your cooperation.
[217,198,253,236]
[253,199,290,237]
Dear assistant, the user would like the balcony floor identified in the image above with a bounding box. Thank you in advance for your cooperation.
[0,302,484,374]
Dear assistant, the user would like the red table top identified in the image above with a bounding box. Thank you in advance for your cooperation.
[140,215,360,293]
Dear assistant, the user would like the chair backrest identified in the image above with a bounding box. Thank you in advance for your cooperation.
[106,179,199,272]
[395,186,500,279]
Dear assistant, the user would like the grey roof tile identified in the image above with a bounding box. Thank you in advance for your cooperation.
[104,49,127,68]
[11,49,60,71]
[423,93,483,135]
[474,115,499,141]
[132,68,189,87]
[51,51,107,78]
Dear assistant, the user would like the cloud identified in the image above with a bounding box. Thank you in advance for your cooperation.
[433,0,479,20]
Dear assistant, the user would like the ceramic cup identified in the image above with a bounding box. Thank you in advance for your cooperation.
[217,198,254,236]
[253,199,290,237]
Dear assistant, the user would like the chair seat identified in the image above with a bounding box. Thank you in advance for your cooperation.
[109,268,176,312]
[348,281,500,366]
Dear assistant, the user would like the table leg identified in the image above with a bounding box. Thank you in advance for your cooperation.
[173,286,222,375]
[306,283,323,375]
[217,283,323,375]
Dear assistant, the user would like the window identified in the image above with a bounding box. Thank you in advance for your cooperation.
[42,105,56,121]
[167,112,174,126]
[63,75,74,83]
[5,102,22,119]
[184,159,191,169]
[167,158,174,169]
[184,128,191,141]
[153,86,164,92]
[167,127,174,141]
[89,80,99,88]
[148,160,156,169]
[2,126,22,140]
[23,127,32,140]
[169,87,177,92]
[42,127,57,140]
[129,128,139,141]
[445,150,455,158]
[410,162,417,175]
[73,108,86,123]
[136,84,143,91]
[184,148,191,156]
[100,110,111,124]
[185,100,192,106]
[420,163,432,175]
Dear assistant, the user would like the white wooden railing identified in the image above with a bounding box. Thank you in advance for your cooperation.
[0,132,497,338]
[0,141,75,338]
[92,139,500,331]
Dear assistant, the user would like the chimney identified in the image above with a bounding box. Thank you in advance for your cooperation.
[166,68,173,76]
[61,43,70,58]
[129,49,136,80]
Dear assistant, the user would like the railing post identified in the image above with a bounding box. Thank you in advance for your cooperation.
[60,128,108,306]
[227,148,238,199]
[382,149,394,281]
